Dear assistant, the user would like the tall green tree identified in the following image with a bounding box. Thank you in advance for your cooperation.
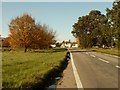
[106,1,120,47]
[72,10,111,48]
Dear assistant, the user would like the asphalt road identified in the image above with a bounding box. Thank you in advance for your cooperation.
[70,49,119,89]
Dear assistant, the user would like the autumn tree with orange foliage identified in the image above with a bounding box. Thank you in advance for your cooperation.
[9,14,55,52]
[31,24,55,49]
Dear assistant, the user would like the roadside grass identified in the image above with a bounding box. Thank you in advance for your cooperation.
[2,48,67,88]
[89,48,119,56]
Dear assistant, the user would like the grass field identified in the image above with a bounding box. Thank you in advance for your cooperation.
[2,48,67,88]
[89,48,119,56]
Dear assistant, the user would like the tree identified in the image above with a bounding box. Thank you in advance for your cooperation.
[31,24,55,49]
[9,14,36,52]
[9,14,56,52]
[38,24,55,49]
[106,1,120,47]
[72,10,111,48]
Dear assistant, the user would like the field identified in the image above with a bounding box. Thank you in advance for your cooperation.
[2,48,67,88]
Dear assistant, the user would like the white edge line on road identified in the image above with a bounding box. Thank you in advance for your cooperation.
[98,58,110,63]
[90,55,96,58]
[70,52,84,90]
[115,65,120,69]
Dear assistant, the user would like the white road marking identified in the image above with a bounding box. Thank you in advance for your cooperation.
[90,55,96,58]
[98,58,110,63]
[70,52,84,89]
[115,65,120,69]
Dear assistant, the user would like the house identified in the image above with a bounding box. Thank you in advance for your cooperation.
[50,44,56,48]
[65,41,72,48]
[60,40,72,48]
[60,42,66,48]
[72,42,78,48]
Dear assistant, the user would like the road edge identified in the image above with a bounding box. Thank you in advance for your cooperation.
[70,52,84,90]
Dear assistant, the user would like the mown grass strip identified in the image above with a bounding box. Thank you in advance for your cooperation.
[89,48,119,56]
[2,49,67,89]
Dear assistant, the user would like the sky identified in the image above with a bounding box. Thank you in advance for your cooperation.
[1,0,115,2]
[1,2,114,42]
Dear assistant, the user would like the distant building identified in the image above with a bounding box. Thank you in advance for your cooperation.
[60,43,66,48]
[60,40,72,48]
[1,37,10,48]
[72,42,78,48]
[50,44,56,48]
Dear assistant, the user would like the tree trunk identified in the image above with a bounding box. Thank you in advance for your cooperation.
[24,47,27,53]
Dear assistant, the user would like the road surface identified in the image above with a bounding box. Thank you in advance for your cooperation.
[70,49,119,89]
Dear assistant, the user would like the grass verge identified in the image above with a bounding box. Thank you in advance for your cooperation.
[2,48,67,89]
[89,48,119,56]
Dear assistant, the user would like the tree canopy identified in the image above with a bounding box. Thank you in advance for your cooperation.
[9,14,55,52]
[106,1,120,47]
[72,1,120,48]
[72,10,111,48]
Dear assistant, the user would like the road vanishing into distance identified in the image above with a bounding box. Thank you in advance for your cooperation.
[69,48,119,89]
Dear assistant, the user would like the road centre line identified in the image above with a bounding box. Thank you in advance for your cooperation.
[115,65,120,69]
[90,55,96,58]
[70,52,84,89]
[98,58,110,63]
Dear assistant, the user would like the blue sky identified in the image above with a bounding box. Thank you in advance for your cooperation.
[1,2,113,42]
[1,0,115,2]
